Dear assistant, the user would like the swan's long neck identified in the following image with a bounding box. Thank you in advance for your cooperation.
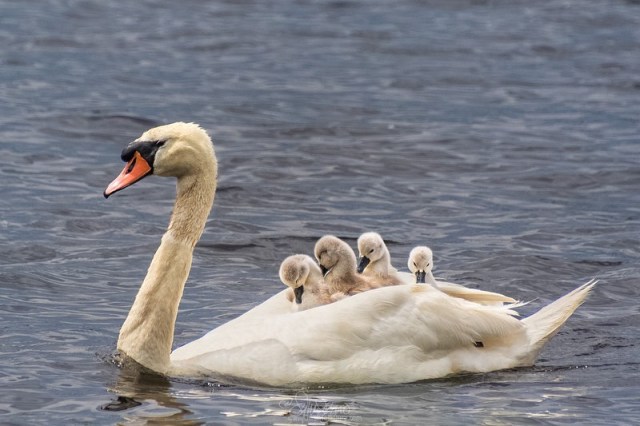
[117,170,216,374]
[169,175,216,247]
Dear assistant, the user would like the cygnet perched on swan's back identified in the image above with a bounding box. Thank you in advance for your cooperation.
[357,232,414,286]
[408,246,518,305]
[279,254,332,311]
[314,235,380,298]
[408,246,436,285]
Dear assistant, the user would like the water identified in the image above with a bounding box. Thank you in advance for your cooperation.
[1,0,639,424]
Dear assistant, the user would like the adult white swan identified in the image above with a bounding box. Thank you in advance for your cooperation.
[105,122,596,387]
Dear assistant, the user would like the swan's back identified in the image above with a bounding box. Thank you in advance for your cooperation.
[170,284,527,385]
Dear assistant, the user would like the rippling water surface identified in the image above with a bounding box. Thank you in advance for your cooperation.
[1,0,639,424]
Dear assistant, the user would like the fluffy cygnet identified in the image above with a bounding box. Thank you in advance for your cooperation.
[314,235,380,299]
[279,254,332,311]
[357,232,413,286]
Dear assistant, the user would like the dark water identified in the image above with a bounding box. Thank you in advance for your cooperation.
[1,0,639,424]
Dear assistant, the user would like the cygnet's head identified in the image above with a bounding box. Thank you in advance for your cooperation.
[314,235,355,276]
[279,254,323,304]
[356,232,388,273]
[408,246,433,284]
[105,122,216,197]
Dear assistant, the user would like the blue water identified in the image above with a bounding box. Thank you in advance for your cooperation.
[1,0,639,424]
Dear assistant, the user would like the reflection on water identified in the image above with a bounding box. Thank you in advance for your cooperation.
[1,0,639,424]
[102,362,371,425]
[104,366,201,426]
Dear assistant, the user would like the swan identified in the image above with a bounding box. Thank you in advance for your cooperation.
[408,246,518,305]
[105,122,597,387]
[279,254,332,311]
[314,235,380,298]
[357,231,415,285]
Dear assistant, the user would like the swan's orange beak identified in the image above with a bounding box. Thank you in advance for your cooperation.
[104,151,152,198]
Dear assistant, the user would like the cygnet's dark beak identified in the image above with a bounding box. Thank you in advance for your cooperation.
[294,286,304,304]
[319,264,329,276]
[357,256,370,273]
[415,270,426,284]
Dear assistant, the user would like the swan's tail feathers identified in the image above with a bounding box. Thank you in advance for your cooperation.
[522,279,597,360]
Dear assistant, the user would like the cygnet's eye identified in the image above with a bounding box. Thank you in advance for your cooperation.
[368,249,374,255]
[413,262,417,268]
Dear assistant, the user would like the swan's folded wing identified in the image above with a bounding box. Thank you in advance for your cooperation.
[171,289,293,358]
[436,280,517,304]
[279,284,527,384]
[171,284,527,385]
[298,284,524,352]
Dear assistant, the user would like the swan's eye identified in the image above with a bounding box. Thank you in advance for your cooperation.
[155,140,167,147]
[368,249,374,255]
[413,262,417,268]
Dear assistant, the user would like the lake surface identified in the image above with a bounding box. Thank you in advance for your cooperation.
[1,0,639,424]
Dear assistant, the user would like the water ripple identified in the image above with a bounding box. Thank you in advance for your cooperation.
[1,0,639,424]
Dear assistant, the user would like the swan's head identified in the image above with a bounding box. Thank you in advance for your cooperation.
[408,246,433,284]
[314,235,355,276]
[356,232,388,273]
[104,122,216,197]
[279,254,323,304]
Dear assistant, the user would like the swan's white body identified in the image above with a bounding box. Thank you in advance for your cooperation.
[170,280,595,386]
[107,122,596,387]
